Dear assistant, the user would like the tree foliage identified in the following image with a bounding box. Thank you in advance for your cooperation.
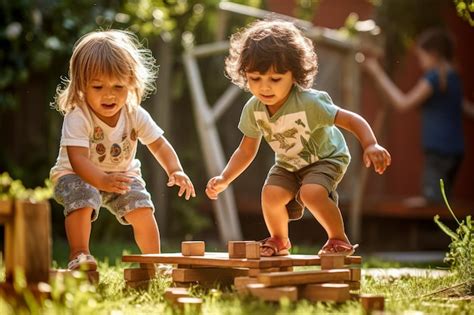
[453,0,474,26]
[370,0,447,71]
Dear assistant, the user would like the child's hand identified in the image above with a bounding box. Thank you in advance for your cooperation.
[205,176,228,200]
[101,173,133,194]
[363,144,391,174]
[167,171,196,200]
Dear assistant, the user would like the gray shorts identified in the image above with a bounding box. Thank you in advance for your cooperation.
[53,174,154,225]
[264,160,346,221]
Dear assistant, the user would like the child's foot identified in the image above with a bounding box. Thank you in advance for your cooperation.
[318,239,358,256]
[260,237,291,257]
[68,253,97,271]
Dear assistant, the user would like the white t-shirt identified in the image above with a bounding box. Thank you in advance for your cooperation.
[50,105,163,183]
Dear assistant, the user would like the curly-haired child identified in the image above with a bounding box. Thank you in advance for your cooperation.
[206,20,391,256]
[50,30,195,270]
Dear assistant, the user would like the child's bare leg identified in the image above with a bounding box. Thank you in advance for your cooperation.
[65,207,93,260]
[124,207,161,254]
[300,184,350,243]
[261,185,293,255]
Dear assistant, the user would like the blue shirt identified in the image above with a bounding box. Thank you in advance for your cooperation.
[421,69,464,155]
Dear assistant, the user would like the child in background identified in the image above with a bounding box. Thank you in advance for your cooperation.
[206,20,391,256]
[362,28,465,205]
[50,30,195,270]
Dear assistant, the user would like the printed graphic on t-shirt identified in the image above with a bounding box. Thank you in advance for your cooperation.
[254,111,319,170]
[91,125,136,165]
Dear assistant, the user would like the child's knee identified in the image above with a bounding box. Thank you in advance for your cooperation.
[122,207,155,225]
[300,184,328,204]
[262,185,293,205]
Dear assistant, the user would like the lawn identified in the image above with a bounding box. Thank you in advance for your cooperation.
[1,240,472,315]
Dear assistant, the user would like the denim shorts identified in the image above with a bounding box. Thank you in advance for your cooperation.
[264,160,346,221]
[53,174,154,225]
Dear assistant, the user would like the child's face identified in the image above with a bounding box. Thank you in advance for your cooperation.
[246,68,294,111]
[416,47,438,71]
[85,75,129,126]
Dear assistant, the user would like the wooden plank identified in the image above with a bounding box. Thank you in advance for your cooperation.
[257,269,350,287]
[246,283,298,302]
[6,200,51,283]
[248,267,281,277]
[234,276,259,294]
[299,283,350,302]
[176,297,203,311]
[122,252,361,269]
[172,267,248,283]
[164,287,191,303]
[181,241,205,256]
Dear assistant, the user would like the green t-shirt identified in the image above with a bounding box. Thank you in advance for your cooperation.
[238,86,351,172]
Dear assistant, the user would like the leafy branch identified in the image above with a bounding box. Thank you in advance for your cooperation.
[0,172,52,202]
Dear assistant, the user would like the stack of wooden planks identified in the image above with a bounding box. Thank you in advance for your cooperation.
[122,241,363,303]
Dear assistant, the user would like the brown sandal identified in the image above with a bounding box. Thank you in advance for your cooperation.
[318,239,359,256]
[260,237,291,257]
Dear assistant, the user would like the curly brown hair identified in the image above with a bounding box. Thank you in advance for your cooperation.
[225,20,318,90]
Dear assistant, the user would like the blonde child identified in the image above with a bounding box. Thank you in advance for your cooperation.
[50,30,195,270]
[206,20,391,256]
[362,28,467,206]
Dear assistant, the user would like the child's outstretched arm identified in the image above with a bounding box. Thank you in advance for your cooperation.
[335,108,391,174]
[361,57,432,111]
[67,146,133,194]
[206,135,261,200]
[147,137,195,200]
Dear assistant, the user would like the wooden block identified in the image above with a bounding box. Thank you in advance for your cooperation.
[228,241,254,258]
[176,297,202,311]
[247,283,298,302]
[234,276,259,294]
[345,280,361,290]
[245,242,261,259]
[0,199,12,217]
[360,294,384,313]
[124,268,156,281]
[172,267,248,283]
[280,266,294,272]
[164,287,191,303]
[257,269,350,287]
[299,283,350,302]
[181,241,205,256]
[248,267,280,277]
[350,268,361,281]
[50,269,99,284]
[6,200,51,283]
[320,255,346,270]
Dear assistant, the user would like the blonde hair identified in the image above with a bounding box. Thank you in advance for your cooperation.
[225,20,317,90]
[53,29,158,114]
